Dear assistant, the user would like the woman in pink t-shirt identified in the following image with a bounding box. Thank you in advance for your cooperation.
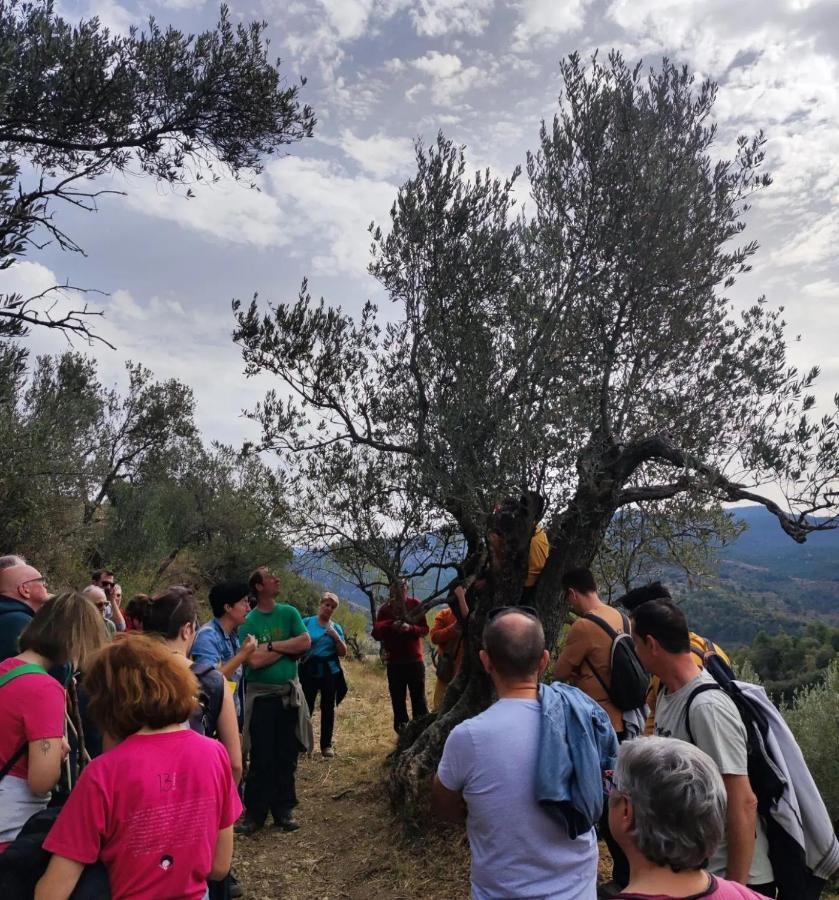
[35,635,242,900]
[0,592,106,851]
[609,737,771,899]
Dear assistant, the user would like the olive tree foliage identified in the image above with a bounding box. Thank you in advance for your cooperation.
[0,0,314,343]
[0,345,195,579]
[101,441,292,589]
[234,53,839,800]
[593,498,743,600]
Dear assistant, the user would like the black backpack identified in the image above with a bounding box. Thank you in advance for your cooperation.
[584,612,650,712]
[189,661,224,739]
[684,641,826,900]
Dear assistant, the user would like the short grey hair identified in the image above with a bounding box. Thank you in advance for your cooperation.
[0,554,26,570]
[614,736,726,872]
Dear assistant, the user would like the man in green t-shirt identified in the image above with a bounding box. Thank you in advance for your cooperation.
[236,566,311,835]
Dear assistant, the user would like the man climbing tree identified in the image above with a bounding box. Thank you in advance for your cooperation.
[233,51,839,808]
[0,0,315,342]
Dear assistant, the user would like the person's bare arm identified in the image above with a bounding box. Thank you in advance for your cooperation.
[216,689,243,784]
[722,773,758,883]
[431,774,467,823]
[553,621,588,681]
[35,856,85,900]
[27,736,67,795]
[218,634,257,678]
[209,826,234,881]
[327,625,347,658]
[249,632,312,669]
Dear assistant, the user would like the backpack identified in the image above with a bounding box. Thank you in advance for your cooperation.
[189,661,224,739]
[583,612,650,712]
[685,641,835,900]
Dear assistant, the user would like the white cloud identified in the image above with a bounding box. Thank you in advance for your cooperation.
[410,0,495,36]
[339,130,415,177]
[266,157,397,276]
[409,51,484,104]
[774,211,839,268]
[512,0,593,50]
[125,177,289,249]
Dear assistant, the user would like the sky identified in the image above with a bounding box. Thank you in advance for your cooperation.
[6,0,839,460]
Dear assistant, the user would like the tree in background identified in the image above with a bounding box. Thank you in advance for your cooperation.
[234,53,839,806]
[0,347,194,577]
[0,0,315,342]
[0,347,319,608]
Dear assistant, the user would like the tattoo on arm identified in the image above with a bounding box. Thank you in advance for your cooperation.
[40,739,51,756]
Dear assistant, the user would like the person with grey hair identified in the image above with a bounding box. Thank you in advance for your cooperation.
[0,554,27,569]
[81,586,116,638]
[610,736,767,899]
[432,607,599,899]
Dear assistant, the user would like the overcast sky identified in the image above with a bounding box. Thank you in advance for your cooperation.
[7,0,838,460]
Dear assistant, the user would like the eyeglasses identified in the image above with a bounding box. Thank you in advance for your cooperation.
[94,602,108,610]
[486,605,539,622]
[101,582,115,591]
[18,576,47,588]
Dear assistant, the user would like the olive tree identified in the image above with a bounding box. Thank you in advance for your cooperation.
[0,0,314,342]
[233,53,839,808]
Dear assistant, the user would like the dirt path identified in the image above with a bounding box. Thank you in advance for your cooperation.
[233,661,470,900]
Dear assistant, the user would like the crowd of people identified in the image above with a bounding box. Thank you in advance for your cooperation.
[0,550,836,900]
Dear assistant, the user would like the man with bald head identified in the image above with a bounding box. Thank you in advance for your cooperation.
[81,585,117,638]
[0,560,50,660]
[431,608,599,900]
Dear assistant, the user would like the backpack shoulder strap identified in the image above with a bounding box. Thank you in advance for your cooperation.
[0,664,47,784]
[684,682,723,744]
[583,612,619,639]
[0,662,48,688]
[581,612,627,694]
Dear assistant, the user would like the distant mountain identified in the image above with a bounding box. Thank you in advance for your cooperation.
[293,506,839,646]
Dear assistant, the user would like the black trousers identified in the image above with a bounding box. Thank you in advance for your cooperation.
[302,671,337,751]
[243,695,299,826]
[386,661,428,732]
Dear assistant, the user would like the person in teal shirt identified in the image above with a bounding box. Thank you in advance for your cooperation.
[235,567,310,836]
[301,592,348,758]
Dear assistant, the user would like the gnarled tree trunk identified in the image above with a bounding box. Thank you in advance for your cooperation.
[387,437,625,819]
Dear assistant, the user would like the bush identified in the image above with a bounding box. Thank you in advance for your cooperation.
[782,660,839,828]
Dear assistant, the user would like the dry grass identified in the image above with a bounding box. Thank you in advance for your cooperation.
[233,660,471,899]
[233,660,837,899]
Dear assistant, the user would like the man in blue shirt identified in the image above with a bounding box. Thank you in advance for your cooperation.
[192,581,257,723]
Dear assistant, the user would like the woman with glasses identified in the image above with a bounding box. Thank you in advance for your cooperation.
[0,592,106,851]
[609,736,767,899]
[35,636,241,900]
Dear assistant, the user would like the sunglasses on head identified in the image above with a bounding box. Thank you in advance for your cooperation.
[486,605,539,622]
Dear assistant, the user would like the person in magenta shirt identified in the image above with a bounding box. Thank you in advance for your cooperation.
[609,737,771,900]
[35,635,242,900]
[0,592,106,852]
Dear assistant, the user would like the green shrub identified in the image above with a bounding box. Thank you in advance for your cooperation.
[782,660,839,828]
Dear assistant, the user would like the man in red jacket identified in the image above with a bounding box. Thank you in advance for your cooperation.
[371,579,429,732]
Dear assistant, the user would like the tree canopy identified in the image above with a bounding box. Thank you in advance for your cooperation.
[235,52,838,596]
[234,52,839,798]
[0,0,314,342]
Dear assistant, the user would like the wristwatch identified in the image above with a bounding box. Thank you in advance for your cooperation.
[267,641,274,653]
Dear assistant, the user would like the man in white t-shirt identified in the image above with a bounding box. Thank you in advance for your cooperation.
[431,608,598,900]
[630,598,775,897]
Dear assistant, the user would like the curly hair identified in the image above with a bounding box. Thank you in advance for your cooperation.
[84,635,199,741]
